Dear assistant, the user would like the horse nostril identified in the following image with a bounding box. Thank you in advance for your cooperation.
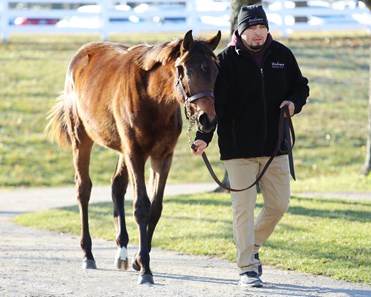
[197,112,217,133]
[198,113,208,126]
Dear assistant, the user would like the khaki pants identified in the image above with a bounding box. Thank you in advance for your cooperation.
[224,155,290,274]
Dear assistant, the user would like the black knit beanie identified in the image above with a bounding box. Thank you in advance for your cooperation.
[237,5,269,35]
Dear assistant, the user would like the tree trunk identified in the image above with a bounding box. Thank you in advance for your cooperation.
[361,45,371,176]
[360,2,371,176]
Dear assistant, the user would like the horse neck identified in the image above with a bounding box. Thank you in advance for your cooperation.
[148,63,181,106]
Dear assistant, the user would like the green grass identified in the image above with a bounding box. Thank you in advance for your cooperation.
[14,192,371,285]
[5,32,371,286]
[0,33,370,191]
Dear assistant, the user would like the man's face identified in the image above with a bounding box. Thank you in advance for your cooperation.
[240,24,268,51]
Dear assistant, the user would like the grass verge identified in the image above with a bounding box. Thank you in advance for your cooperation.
[14,192,371,285]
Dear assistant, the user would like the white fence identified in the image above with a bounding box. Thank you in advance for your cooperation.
[0,0,370,41]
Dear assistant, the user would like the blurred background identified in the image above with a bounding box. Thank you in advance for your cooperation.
[0,0,370,193]
[0,0,370,40]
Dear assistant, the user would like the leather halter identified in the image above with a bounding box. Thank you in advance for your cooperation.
[193,106,296,192]
[175,62,214,103]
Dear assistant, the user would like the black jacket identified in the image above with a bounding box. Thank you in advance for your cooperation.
[196,35,309,160]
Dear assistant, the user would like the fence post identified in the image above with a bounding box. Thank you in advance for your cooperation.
[186,0,196,31]
[278,0,289,37]
[99,0,109,41]
[0,0,9,42]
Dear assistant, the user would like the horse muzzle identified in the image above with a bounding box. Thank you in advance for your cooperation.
[197,112,217,133]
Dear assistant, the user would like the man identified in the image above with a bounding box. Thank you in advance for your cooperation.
[192,5,309,287]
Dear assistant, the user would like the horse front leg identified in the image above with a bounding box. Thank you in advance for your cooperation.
[111,154,130,270]
[72,138,96,269]
[147,153,174,253]
[127,155,153,284]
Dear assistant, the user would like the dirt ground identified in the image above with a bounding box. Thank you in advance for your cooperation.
[0,184,370,297]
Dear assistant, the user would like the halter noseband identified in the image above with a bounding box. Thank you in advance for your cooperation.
[175,59,215,103]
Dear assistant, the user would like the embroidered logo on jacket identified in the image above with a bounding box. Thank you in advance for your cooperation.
[272,62,285,69]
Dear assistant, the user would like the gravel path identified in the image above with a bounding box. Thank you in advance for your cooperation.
[0,184,370,297]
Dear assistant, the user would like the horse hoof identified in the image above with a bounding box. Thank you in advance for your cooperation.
[132,254,140,271]
[138,274,154,285]
[114,257,128,270]
[82,259,97,269]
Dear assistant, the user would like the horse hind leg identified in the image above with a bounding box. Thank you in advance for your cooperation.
[111,154,130,270]
[72,131,95,269]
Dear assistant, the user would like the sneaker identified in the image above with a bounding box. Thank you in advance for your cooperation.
[239,271,263,288]
[255,253,263,277]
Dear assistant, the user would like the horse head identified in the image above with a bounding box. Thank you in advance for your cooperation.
[175,30,221,133]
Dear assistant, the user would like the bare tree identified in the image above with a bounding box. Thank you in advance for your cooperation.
[361,0,371,176]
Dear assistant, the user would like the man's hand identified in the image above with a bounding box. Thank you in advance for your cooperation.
[191,140,207,155]
[280,100,295,117]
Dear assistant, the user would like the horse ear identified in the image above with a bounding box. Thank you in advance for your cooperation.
[207,30,221,51]
[181,30,194,54]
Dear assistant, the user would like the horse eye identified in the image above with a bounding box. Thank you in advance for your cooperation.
[186,68,193,77]
[200,63,209,72]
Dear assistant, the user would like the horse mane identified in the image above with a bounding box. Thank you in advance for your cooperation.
[130,37,217,71]
[130,39,181,71]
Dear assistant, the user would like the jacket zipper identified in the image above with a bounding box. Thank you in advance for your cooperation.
[260,65,267,149]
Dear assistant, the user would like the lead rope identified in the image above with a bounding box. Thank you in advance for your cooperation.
[192,106,296,192]
[185,101,197,148]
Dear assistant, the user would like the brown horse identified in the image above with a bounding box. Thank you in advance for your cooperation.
[46,30,221,284]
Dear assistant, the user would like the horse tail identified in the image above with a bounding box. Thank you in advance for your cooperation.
[46,47,92,149]
[45,93,73,149]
